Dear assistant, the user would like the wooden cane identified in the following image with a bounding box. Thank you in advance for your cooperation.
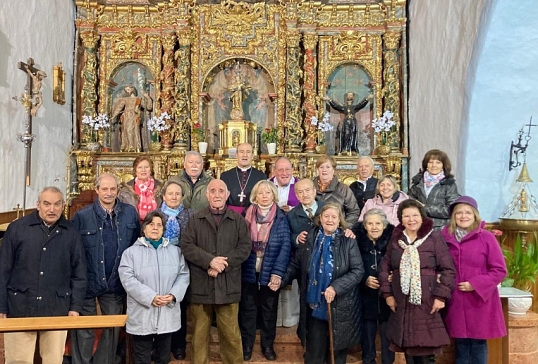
[327,300,335,364]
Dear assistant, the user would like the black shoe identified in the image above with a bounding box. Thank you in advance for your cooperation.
[243,347,253,361]
[262,347,277,361]
[172,348,186,360]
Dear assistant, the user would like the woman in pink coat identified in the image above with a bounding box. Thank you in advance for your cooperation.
[441,196,507,364]
[358,175,408,226]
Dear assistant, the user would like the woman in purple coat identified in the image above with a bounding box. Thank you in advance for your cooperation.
[441,196,507,364]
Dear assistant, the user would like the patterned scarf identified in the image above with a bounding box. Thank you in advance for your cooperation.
[423,171,445,197]
[398,230,432,305]
[244,203,277,256]
[455,226,469,243]
[306,229,335,321]
[162,202,183,245]
[135,177,157,220]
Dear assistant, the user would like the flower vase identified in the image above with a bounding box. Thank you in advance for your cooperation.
[267,142,277,155]
[315,145,327,154]
[376,144,391,156]
[149,131,162,151]
[198,141,208,154]
[86,129,101,151]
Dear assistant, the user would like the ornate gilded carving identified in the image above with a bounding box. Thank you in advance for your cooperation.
[332,31,370,60]
[74,150,95,191]
[80,30,100,144]
[382,31,401,152]
[160,33,176,113]
[172,32,191,149]
[284,29,302,152]
[302,33,318,153]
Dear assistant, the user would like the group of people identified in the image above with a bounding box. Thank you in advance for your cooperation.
[0,144,507,364]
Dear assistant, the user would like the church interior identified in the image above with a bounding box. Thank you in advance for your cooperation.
[1,0,538,363]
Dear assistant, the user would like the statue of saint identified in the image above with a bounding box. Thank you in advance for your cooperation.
[324,91,373,154]
[228,74,251,120]
[111,85,153,152]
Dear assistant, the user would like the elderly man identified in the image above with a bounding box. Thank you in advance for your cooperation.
[220,143,266,214]
[169,150,213,211]
[181,179,251,364]
[349,156,378,211]
[0,187,87,364]
[71,173,140,364]
[269,157,300,213]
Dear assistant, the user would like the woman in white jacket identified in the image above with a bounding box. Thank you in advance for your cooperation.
[119,210,190,364]
[358,175,408,226]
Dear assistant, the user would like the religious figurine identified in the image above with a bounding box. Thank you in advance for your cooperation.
[324,92,373,155]
[228,74,251,120]
[111,85,153,152]
[25,68,47,117]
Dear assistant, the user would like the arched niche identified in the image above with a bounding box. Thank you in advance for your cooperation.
[201,58,276,153]
[324,63,374,156]
[106,61,156,152]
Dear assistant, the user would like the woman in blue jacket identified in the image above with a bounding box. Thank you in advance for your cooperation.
[240,180,291,361]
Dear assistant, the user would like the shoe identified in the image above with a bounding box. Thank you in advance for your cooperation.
[243,346,253,361]
[172,348,186,360]
[262,347,277,361]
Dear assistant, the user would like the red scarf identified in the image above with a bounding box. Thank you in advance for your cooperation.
[244,203,277,256]
[134,177,157,220]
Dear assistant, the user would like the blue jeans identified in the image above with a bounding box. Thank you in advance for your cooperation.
[455,338,487,364]
[361,319,395,364]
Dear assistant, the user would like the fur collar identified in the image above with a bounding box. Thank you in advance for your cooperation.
[393,217,434,241]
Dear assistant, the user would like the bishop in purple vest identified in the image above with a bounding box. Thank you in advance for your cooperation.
[269,157,300,213]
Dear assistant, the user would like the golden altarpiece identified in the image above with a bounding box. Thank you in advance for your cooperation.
[69,0,409,201]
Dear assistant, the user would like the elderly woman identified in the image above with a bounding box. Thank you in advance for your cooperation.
[313,155,360,226]
[119,210,190,364]
[240,180,291,361]
[282,203,364,364]
[379,199,455,364]
[408,149,459,230]
[359,175,409,226]
[441,196,506,364]
[120,156,163,221]
[352,209,395,364]
[157,180,194,360]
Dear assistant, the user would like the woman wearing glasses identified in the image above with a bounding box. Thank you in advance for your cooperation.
[353,209,395,364]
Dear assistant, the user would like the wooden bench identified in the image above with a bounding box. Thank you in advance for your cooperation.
[0,314,127,332]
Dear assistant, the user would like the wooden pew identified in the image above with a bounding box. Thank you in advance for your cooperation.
[0,314,127,332]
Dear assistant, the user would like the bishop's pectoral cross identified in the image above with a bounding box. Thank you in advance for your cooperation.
[238,191,246,203]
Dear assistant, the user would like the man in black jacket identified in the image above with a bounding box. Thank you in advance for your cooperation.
[0,187,87,363]
[349,156,378,211]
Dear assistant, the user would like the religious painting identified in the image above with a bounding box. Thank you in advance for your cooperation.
[323,63,374,156]
[107,62,155,152]
[203,60,275,153]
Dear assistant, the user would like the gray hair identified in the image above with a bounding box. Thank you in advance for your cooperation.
[363,208,389,229]
[376,175,398,194]
[38,186,64,202]
[358,156,375,168]
[184,151,203,162]
[141,210,167,237]
[94,173,120,189]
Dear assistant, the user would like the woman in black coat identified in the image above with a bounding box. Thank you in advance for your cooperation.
[352,209,395,364]
[281,203,364,364]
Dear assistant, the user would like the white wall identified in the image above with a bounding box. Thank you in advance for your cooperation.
[0,0,75,211]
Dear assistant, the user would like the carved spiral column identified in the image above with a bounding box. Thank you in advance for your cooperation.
[80,30,100,144]
[382,31,402,153]
[284,30,303,153]
[302,33,318,153]
[161,33,176,113]
[172,30,192,151]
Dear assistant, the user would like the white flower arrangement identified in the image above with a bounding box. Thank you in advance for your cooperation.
[311,112,334,132]
[372,110,395,132]
[147,111,171,132]
[82,114,110,130]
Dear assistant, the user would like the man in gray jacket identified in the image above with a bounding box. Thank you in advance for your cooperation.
[181,179,251,364]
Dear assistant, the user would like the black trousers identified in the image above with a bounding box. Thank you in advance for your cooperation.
[131,333,172,364]
[170,300,188,351]
[239,279,280,349]
[304,315,348,364]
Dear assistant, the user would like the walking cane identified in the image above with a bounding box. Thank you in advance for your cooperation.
[327,301,335,364]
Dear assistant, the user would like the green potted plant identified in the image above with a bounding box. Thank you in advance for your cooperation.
[261,127,278,154]
[501,233,538,314]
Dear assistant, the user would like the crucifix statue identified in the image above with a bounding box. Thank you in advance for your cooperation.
[16,58,45,213]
